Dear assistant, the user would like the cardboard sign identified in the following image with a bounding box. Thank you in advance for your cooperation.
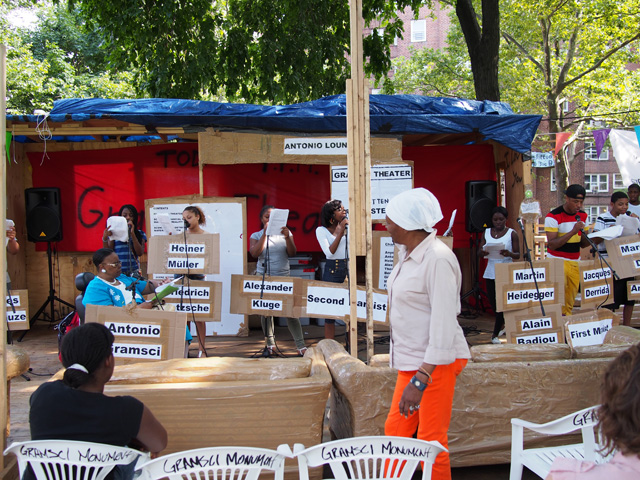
[373,231,396,290]
[579,260,615,308]
[229,275,300,316]
[85,305,188,365]
[5,290,29,331]
[563,309,620,348]
[604,234,640,279]
[503,303,563,341]
[331,164,413,221]
[161,279,223,321]
[148,234,220,275]
[356,288,389,323]
[509,328,564,345]
[495,258,564,312]
[627,280,640,300]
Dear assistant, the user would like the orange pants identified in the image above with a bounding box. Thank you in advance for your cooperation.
[384,359,467,480]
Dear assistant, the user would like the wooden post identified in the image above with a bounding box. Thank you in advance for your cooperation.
[346,0,371,357]
[1,43,9,468]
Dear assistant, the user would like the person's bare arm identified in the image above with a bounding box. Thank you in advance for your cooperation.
[282,227,297,256]
[328,219,348,254]
[249,227,268,258]
[134,406,168,455]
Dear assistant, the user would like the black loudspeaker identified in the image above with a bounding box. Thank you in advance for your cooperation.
[465,180,497,233]
[25,187,63,242]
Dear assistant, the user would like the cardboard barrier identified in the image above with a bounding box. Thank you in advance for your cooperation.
[97,349,331,480]
[148,234,220,275]
[160,279,223,320]
[579,260,614,309]
[5,290,29,331]
[563,309,620,348]
[627,280,640,300]
[604,234,640,279]
[495,258,564,312]
[318,338,625,467]
[85,305,188,365]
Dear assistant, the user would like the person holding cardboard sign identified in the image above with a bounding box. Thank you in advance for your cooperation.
[250,205,306,356]
[547,343,640,479]
[592,191,639,326]
[544,184,590,315]
[30,323,168,475]
[479,206,520,344]
[383,188,470,480]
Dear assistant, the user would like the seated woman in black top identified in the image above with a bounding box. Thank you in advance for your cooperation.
[29,323,167,477]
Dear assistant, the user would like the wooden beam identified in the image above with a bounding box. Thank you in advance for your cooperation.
[1,43,9,469]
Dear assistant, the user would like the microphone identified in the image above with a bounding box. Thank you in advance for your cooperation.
[183,219,190,230]
[517,217,525,232]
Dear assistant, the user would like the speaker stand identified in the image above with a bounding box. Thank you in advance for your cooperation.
[460,232,490,316]
[18,242,75,341]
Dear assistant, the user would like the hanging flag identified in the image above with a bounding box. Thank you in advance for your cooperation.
[554,132,571,158]
[609,129,640,186]
[5,132,11,162]
[592,129,611,159]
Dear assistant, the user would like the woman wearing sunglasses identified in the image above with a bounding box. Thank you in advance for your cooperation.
[83,248,168,309]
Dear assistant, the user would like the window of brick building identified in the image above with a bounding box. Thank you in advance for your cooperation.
[550,169,557,192]
[584,174,609,193]
[411,20,426,42]
[585,141,609,161]
[586,206,608,224]
[614,174,625,190]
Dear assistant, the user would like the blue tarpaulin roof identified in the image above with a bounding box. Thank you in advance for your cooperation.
[8,95,541,153]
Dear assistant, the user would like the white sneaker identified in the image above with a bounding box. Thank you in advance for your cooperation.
[491,337,501,344]
[498,329,506,337]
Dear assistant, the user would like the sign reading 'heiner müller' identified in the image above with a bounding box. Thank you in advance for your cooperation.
[147,234,220,275]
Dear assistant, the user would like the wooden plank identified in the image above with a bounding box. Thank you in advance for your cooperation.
[1,43,8,466]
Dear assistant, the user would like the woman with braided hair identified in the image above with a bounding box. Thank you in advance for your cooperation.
[29,323,167,475]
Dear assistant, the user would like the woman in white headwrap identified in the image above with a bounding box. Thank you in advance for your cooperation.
[383,188,471,480]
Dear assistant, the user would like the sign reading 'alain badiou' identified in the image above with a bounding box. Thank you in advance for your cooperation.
[147,234,220,275]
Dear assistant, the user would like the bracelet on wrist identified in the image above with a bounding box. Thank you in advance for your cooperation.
[417,369,433,384]
[410,375,428,392]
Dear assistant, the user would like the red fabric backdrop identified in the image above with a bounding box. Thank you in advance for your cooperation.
[28,143,496,252]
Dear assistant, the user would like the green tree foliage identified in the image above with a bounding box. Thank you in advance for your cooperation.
[66,0,423,103]
[2,2,135,114]
[390,0,640,198]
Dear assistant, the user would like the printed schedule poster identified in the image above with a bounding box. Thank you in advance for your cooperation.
[331,164,413,220]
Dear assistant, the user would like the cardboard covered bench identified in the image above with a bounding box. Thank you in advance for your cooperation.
[53,348,331,480]
[317,326,640,467]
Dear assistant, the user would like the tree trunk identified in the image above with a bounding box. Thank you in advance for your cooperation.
[456,0,501,101]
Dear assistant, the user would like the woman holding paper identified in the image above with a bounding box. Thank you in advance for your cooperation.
[30,323,168,471]
[479,206,520,344]
[316,199,349,340]
[250,205,306,355]
[102,204,147,276]
[383,188,470,480]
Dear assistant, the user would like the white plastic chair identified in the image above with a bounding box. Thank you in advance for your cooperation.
[510,405,603,480]
[135,445,290,480]
[4,439,149,480]
[292,436,447,480]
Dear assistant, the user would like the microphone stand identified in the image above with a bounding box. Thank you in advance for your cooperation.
[518,218,546,316]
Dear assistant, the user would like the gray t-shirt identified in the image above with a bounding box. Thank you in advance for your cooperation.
[250,230,291,276]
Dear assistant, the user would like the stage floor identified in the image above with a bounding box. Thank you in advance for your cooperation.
[7,311,538,479]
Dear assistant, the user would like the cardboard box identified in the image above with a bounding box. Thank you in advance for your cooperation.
[495,258,564,312]
[147,233,220,275]
[603,234,640,279]
[563,309,620,348]
[5,290,29,331]
[504,303,564,341]
[229,274,301,316]
[85,305,188,365]
[579,260,614,308]
[160,279,223,321]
